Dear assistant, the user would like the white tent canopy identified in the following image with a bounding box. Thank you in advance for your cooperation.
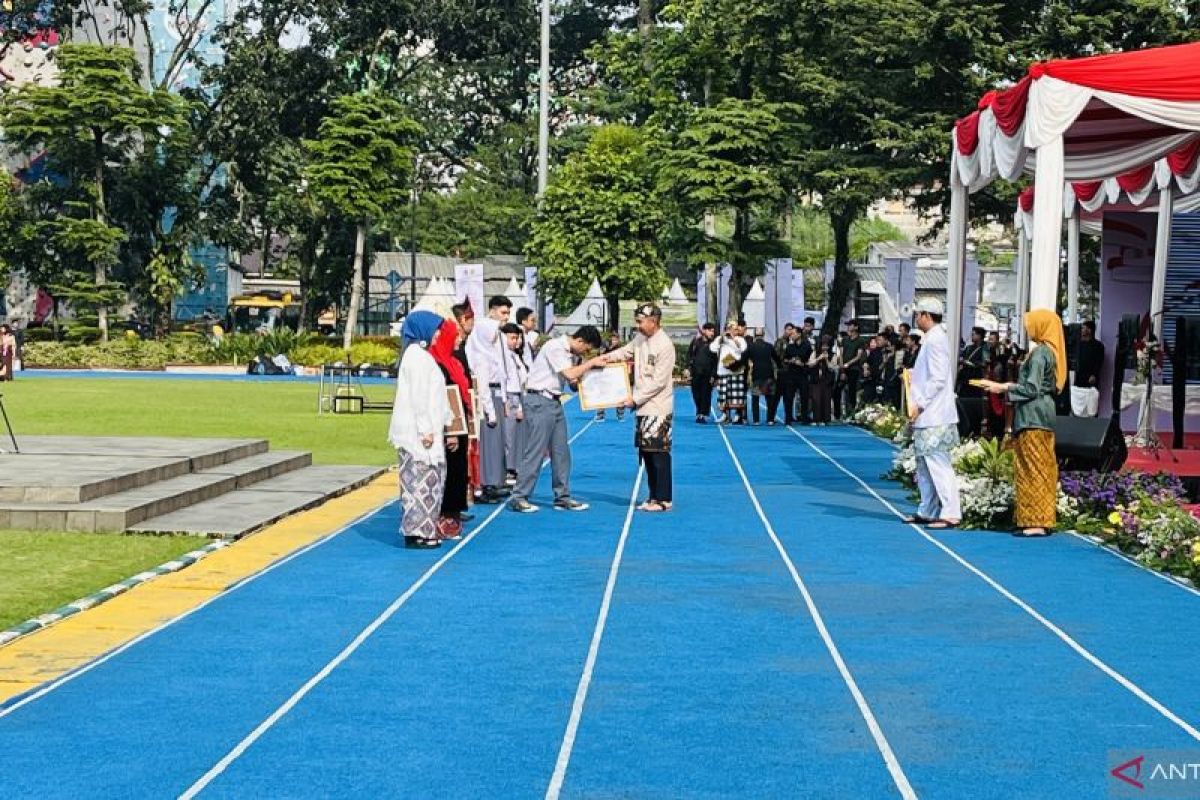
[667,278,688,305]
[557,279,609,329]
[741,279,765,329]
[948,42,1200,345]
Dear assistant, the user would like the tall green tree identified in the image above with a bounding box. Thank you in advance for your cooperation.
[656,98,796,320]
[525,124,669,327]
[303,91,422,350]
[0,44,189,340]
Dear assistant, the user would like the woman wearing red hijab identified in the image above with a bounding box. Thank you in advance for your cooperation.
[430,317,472,538]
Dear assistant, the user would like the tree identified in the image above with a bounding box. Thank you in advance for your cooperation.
[525,124,669,327]
[0,44,188,340]
[303,91,422,350]
[655,98,796,319]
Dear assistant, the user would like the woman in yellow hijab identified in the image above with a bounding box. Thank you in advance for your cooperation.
[980,309,1066,536]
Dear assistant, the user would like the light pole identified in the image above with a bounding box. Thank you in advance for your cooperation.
[409,153,420,312]
[537,0,550,198]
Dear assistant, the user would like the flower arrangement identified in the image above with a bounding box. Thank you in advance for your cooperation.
[1132,335,1163,385]
[850,403,907,440]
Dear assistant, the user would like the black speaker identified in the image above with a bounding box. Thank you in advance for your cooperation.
[1053,415,1128,473]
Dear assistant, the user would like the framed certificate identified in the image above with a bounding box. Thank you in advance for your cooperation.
[579,364,633,411]
[445,387,469,436]
[467,388,480,439]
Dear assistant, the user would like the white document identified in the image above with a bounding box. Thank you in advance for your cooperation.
[579,364,632,411]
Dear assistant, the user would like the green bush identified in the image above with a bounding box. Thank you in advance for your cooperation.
[354,335,400,351]
[23,327,56,343]
[289,343,344,367]
[348,342,398,367]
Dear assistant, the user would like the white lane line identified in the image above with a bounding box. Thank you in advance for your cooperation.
[0,502,392,720]
[545,463,644,800]
[181,420,596,799]
[788,425,1200,744]
[840,423,1200,599]
[719,426,917,799]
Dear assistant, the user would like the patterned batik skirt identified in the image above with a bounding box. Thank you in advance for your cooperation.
[1013,428,1057,529]
[719,373,747,409]
[399,450,446,541]
[635,414,673,453]
[912,422,960,457]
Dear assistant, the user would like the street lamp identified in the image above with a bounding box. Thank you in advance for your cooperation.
[409,153,420,312]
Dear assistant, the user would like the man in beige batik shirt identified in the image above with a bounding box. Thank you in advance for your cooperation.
[605,303,676,512]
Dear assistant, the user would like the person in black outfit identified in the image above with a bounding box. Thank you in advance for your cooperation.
[958,326,988,397]
[688,323,718,422]
[1072,319,1105,417]
[745,330,782,424]
[781,325,813,424]
[810,334,837,425]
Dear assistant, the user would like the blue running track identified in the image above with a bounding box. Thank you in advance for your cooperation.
[3,390,1200,798]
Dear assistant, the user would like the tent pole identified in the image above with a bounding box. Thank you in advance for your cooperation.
[1066,211,1080,324]
[1016,231,1030,347]
[1030,136,1066,311]
[946,175,968,383]
[1151,184,1174,339]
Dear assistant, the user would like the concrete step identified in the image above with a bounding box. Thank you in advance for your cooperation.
[0,437,270,503]
[0,450,312,532]
[128,465,387,538]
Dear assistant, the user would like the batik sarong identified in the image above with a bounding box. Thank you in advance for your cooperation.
[719,373,746,410]
[399,450,446,541]
[635,414,673,453]
[1013,428,1057,529]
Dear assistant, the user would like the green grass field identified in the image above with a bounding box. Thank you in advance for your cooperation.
[2,376,395,465]
[0,375,396,633]
[0,530,207,630]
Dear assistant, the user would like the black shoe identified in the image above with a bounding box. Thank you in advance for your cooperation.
[404,536,441,549]
[508,498,540,513]
[475,489,503,505]
[457,512,475,522]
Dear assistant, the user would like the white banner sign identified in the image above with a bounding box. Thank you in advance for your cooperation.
[455,263,484,317]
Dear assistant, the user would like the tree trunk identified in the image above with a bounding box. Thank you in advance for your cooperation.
[703,211,718,324]
[342,223,367,351]
[727,206,751,324]
[638,0,654,73]
[606,293,620,335]
[94,158,109,343]
[822,208,857,338]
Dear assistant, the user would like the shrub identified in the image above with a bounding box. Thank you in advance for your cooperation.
[348,342,398,367]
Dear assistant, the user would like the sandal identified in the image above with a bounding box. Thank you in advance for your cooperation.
[902,515,931,525]
[638,500,672,512]
[1013,528,1052,537]
[925,520,959,530]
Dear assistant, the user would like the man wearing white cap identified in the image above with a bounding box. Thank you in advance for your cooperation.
[905,298,961,529]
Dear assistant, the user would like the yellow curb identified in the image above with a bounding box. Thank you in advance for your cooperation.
[0,472,397,705]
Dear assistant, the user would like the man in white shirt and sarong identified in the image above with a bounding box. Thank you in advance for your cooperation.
[711,319,748,425]
[905,298,962,530]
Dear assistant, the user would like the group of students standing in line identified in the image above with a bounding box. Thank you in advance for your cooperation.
[684,317,925,427]
[387,296,677,550]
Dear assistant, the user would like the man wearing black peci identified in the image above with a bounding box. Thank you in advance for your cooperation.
[687,323,718,422]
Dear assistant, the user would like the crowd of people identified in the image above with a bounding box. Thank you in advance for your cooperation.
[387,297,676,549]
[684,316,924,427]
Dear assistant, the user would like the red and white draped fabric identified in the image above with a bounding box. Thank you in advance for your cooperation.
[949,42,1200,338]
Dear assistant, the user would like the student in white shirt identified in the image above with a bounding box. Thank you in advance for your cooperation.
[710,319,749,424]
[501,322,530,478]
[464,296,513,503]
[509,325,607,513]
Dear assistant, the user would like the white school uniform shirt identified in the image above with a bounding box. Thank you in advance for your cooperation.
[388,345,452,464]
[464,316,507,419]
[504,346,529,394]
[710,334,747,377]
[525,335,574,395]
[909,323,959,429]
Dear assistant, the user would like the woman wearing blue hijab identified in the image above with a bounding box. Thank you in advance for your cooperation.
[389,311,454,549]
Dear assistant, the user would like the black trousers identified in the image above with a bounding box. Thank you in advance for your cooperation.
[691,374,714,417]
[811,381,832,424]
[440,434,469,515]
[843,369,861,417]
[750,392,780,423]
[641,450,672,502]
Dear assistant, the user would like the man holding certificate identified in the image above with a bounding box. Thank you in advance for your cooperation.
[508,325,606,514]
[604,303,677,512]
